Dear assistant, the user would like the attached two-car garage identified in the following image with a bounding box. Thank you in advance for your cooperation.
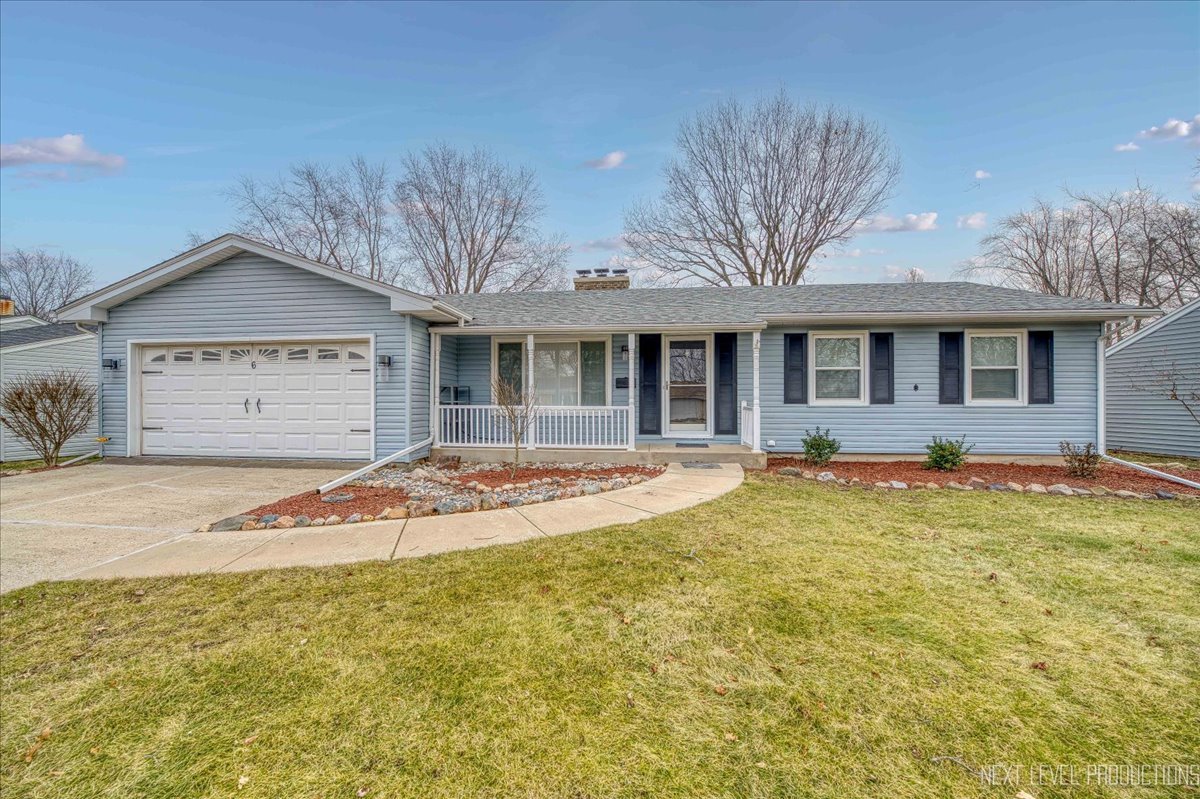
[138,340,373,459]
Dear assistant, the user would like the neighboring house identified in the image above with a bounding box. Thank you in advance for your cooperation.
[57,234,1160,467]
[1105,299,1200,458]
[0,314,99,462]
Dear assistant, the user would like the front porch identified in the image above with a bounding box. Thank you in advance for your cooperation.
[429,329,764,467]
[431,440,765,469]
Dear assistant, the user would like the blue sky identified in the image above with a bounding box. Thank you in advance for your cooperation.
[1,0,1197,287]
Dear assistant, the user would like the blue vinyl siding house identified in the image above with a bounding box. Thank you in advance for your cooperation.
[57,235,1160,467]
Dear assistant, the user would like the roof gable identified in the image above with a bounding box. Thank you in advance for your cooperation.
[57,234,468,324]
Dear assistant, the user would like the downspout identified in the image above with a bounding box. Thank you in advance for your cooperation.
[1099,453,1200,491]
[1097,316,1136,453]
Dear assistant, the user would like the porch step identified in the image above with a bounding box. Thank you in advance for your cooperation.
[430,445,767,470]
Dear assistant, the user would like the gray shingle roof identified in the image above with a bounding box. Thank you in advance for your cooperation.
[435,281,1154,329]
[0,322,93,349]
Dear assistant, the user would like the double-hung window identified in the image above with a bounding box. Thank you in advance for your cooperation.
[495,339,608,406]
[809,332,868,405]
[966,330,1025,404]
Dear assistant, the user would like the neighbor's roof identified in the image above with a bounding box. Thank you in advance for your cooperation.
[0,322,94,350]
[1105,297,1199,356]
[433,281,1160,331]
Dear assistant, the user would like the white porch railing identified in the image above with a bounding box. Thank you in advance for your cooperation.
[740,401,755,448]
[438,405,630,449]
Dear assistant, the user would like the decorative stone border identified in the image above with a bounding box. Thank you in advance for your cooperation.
[204,468,658,532]
[776,466,1193,501]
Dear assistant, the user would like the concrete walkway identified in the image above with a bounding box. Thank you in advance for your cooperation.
[45,463,743,583]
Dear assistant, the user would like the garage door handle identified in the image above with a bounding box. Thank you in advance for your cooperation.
[244,398,249,414]
[256,398,261,413]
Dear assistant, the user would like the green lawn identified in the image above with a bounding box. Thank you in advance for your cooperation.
[3,476,1198,798]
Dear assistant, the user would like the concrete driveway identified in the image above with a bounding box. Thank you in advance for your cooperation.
[0,461,347,592]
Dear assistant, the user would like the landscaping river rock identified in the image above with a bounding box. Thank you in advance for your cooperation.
[206,462,664,532]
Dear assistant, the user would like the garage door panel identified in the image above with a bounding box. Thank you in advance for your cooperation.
[140,340,372,459]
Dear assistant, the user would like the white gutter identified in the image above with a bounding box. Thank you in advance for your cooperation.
[760,309,1162,325]
[1101,454,1200,491]
[60,450,101,467]
[317,436,433,494]
[1097,316,1137,453]
[428,323,768,335]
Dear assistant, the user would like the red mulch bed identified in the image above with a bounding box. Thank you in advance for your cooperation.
[460,464,662,486]
[766,457,1200,496]
[246,487,410,520]
[242,464,664,521]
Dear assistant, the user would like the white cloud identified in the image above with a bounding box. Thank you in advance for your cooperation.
[1113,142,1140,152]
[583,150,626,170]
[0,133,125,171]
[1137,114,1200,143]
[974,169,991,180]
[858,212,938,233]
[956,211,988,230]
[843,248,886,258]
[578,235,626,251]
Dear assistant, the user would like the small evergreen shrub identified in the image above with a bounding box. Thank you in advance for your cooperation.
[923,435,973,471]
[1060,440,1101,478]
[801,427,841,466]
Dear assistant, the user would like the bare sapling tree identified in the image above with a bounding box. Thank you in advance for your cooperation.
[965,185,1199,316]
[227,156,401,283]
[623,93,900,286]
[0,249,93,318]
[1132,358,1200,428]
[394,144,569,294]
[0,369,97,467]
[490,374,539,480]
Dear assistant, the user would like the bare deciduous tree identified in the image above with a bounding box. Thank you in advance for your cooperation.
[490,374,539,479]
[227,157,401,283]
[1132,358,1200,429]
[0,369,97,466]
[394,144,568,294]
[903,268,925,284]
[623,93,900,286]
[964,185,1200,318]
[0,249,93,318]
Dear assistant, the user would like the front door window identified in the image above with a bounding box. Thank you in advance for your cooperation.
[666,338,709,435]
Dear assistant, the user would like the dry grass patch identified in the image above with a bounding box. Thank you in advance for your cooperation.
[2,475,1198,797]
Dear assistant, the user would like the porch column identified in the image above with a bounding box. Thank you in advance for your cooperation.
[626,333,636,450]
[751,330,762,453]
[431,331,441,447]
[525,334,536,450]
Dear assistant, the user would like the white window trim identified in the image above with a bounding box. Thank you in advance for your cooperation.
[965,329,1027,406]
[490,336,613,406]
[808,331,869,407]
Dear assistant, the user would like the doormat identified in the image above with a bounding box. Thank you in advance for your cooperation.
[675,443,709,448]
[682,462,723,469]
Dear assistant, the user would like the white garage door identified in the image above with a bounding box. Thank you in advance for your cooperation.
[139,341,372,458]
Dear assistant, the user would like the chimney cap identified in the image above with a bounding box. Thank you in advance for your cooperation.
[575,269,591,276]
[611,268,628,276]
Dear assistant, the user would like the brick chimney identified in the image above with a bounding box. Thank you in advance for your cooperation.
[573,268,630,291]
[0,293,14,317]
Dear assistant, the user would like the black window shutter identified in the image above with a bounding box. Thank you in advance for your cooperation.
[714,333,737,435]
[938,332,963,405]
[869,333,894,404]
[638,334,661,435]
[1029,331,1054,404]
[784,333,807,404]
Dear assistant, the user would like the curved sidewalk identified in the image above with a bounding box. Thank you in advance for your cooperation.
[69,463,744,581]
